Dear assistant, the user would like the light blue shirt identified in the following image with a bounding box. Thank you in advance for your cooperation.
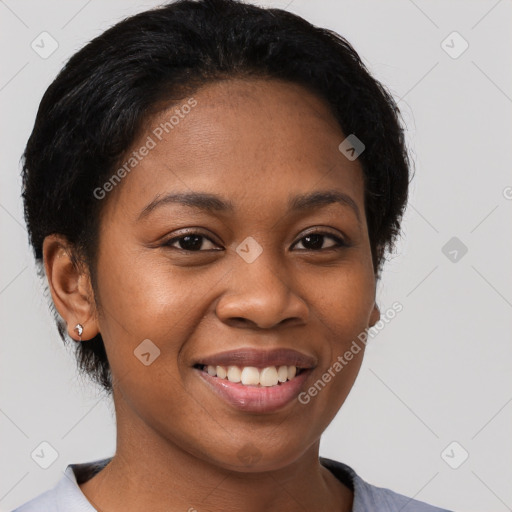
[11,457,453,511]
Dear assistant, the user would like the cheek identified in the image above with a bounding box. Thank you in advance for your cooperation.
[94,242,217,341]
[92,245,217,406]
[94,248,216,452]
[299,261,373,413]
[311,259,376,342]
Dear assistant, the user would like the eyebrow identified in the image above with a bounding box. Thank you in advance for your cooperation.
[138,192,235,220]
[288,190,361,224]
[137,190,361,223]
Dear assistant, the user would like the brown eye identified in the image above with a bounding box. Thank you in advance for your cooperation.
[164,233,220,251]
[293,233,345,251]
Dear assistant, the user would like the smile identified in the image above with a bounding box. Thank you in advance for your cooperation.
[195,364,303,387]
[193,366,312,413]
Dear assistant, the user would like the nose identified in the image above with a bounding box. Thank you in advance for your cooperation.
[215,253,309,330]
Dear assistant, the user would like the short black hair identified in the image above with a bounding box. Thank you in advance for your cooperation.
[22,0,412,394]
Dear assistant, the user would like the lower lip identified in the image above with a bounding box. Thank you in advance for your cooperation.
[195,368,311,413]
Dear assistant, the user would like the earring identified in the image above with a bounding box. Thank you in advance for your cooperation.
[74,324,83,342]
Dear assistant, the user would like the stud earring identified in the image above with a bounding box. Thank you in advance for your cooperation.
[74,324,83,342]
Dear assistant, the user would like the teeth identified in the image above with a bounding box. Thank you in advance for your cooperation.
[260,366,279,387]
[241,366,260,385]
[277,365,288,382]
[227,365,241,383]
[202,364,301,386]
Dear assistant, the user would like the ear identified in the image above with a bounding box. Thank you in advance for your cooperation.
[369,302,380,328]
[42,234,99,341]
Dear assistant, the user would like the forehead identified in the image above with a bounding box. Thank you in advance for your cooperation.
[102,78,365,221]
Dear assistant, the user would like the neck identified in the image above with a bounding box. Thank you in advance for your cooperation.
[79,395,352,512]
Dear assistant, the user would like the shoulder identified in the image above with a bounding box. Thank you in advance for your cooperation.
[10,475,65,512]
[10,458,111,512]
[320,457,454,512]
[11,486,60,512]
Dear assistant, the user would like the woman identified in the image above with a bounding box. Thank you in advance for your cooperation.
[13,0,452,510]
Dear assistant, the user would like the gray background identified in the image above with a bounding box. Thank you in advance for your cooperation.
[1,1,511,511]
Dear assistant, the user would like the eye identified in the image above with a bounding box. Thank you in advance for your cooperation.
[163,232,221,251]
[162,230,345,252]
[292,232,346,251]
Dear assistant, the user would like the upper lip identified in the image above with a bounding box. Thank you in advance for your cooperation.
[193,348,317,369]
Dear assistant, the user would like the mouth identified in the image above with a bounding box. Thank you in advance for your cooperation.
[192,348,316,413]
[193,363,306,387]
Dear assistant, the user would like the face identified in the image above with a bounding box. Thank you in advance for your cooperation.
[77,78,379,471]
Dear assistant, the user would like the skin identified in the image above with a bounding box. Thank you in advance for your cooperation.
[43,78,380,512]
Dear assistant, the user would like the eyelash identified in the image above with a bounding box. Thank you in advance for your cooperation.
[163,230,347,252]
